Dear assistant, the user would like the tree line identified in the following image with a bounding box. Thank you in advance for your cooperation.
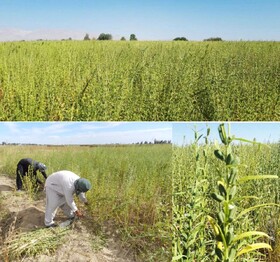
[61,33,224,42]
[173,36,223,41]
[134,139,172,145]
[83,33,137,41]
[84,33,222,41]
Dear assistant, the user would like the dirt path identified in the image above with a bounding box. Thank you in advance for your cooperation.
[0,175,135,262]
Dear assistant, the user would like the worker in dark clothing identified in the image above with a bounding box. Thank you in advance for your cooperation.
[16,158,48,190]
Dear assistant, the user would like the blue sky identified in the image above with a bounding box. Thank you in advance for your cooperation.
[0,122,172,145]
[173,122,280,145]
[0,0,279,41]
[1,122,278,146]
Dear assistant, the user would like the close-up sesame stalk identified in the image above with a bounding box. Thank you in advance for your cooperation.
[209,123,278,262]
[173,126,211,261]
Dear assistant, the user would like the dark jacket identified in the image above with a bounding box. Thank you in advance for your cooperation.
[16,158,47,190]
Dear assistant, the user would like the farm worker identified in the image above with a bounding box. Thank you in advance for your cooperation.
[16,158,47,190]
[44,170,91,228]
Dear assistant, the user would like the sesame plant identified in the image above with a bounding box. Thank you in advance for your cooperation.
[172,126,212,261]
[208,123,278,261]
[172,124,279,261]
[0,41,279,121]
[21,167,40,200]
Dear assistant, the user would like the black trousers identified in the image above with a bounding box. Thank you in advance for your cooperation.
[16,164,25,190]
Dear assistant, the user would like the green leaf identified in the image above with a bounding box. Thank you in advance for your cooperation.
[231,137,268,147]
[233,231,270,243]
[238,196,259,200]
[207,215,220,236]
[196,134,203,142]
[172,255,186,261]
[239,175,278,182]
[173,191,186,195]
[236,243,272,257]
[236,203,280,219]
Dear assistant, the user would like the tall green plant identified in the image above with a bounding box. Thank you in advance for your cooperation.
[208,123,278,261]
[21,167,40,200]
[173,126,212,261]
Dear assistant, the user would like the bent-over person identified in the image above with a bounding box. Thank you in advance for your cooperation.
[16,158,47,190]
[44,170,91,228]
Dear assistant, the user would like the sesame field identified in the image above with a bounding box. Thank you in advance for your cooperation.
[0,41,279,121]
[0,144,172,261]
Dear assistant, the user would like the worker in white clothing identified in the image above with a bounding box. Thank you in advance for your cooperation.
[44,170,91,228]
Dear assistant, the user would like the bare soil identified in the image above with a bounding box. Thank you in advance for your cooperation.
[0,175,135,262]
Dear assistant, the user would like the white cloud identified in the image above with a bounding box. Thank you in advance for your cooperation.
[0,28,32,41]
[3,122,20,133]
[1,123,172,145]
[80,122,122,131]
[33,123,73,135]
[0,27,88,42]
[59,127,172,145]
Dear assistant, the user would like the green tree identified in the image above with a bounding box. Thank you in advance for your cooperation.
[130,34,137,41]
[97,33,112,40]
[120,36,126,41]
[204,37,223,41]
[84,33,90,40]
[173,37,188,41]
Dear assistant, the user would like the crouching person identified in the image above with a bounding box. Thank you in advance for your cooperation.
[44,170,91,228]
[16,158,47,190]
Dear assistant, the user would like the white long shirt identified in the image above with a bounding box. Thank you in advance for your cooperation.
[45,170,87,212]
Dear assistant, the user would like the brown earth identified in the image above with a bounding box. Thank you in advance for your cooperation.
[0,175,135,262]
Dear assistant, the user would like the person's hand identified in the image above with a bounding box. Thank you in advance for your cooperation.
[75,210,84,218]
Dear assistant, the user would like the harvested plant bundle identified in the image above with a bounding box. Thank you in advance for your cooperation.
[1,227,69,260]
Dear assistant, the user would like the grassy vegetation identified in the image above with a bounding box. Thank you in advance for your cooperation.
[0,41,279,121]
[0,144,172,261]
[172,124,280,261]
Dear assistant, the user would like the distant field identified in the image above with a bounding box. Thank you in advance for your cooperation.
[0,41,279,121]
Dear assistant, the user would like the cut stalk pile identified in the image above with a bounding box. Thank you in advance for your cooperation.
[1,227,69,260]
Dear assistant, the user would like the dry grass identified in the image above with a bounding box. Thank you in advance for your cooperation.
[1,222,69,261]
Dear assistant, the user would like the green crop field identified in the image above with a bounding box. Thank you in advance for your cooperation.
[0,144,172,261]
[172,124,280,261]
[0,41,279,121]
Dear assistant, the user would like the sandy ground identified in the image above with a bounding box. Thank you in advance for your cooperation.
[0,175,135,262]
